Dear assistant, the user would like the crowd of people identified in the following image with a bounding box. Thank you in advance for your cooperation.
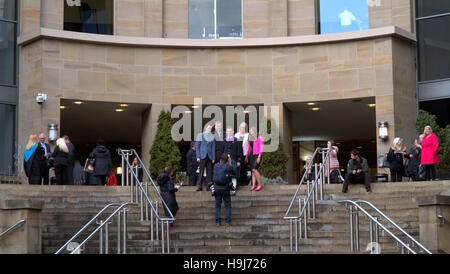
[23,134,113,186]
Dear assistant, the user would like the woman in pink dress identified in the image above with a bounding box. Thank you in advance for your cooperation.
[245,127,264,191]
[417,126,439,181]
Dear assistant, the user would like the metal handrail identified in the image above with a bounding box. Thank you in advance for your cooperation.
[283,147,331,252]
[284,147,321,218]
[118,149,175,221]
[55,203,124,254]
[339,200,417,254]
[0,219,26,240]
[355,200,432,254]
[69,202,135,254]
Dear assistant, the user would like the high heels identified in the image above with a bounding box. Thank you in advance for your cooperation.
[255,185,263,191]
[250,186,256,191]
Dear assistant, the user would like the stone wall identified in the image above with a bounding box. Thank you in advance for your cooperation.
[17,30,416,181]
[25,0,415,39]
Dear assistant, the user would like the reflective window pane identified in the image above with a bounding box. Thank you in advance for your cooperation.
[217,0,242,39]
[0,21,15,86]
[0,104,15,175]
[64,0,114,35]
[417,16,450,81]
[189,0,215,39]
[416,0,450,18]
[0,0,16,21]
[319,0,369,34]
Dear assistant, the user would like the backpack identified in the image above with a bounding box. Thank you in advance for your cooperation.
[330,169,341,184]
[213,163,231,186]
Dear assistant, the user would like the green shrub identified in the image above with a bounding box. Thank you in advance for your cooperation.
[259,118,289,179]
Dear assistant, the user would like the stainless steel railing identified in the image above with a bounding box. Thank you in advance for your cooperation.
[283,147,331,252]
[0,219,26,240]
[55,203,135,254]
[339,200,432,254]
[118,149,175,253]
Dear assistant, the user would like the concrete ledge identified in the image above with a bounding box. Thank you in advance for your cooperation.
[18,26,416,48]
[0,199,43,210]
[416,195,450,206]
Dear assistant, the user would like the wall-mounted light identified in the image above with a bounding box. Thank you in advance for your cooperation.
[377,121,389,141]
[116,167,122,175]
[48,124,58,142]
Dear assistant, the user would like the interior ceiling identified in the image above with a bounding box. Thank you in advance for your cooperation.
[285,97,376,141]
[60,99,150,145]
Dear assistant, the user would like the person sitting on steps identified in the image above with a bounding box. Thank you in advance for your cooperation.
[342,149,371,193]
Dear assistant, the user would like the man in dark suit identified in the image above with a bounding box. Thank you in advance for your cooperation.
[186,142,199,186]
[63,135,75,185]
[195,124,215,191]
[39,133,52,185]
[214,121,225,163]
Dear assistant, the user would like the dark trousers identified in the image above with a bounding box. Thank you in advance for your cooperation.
[390,169,403,182]
[215,189,231,224]
[40,162,50,185]
[29,176,41,185]
[424,164,436,181]
[95,175,108,186]
[342,172,371,192]
[188,173,198,186]
[67,164,74,185]
[197,156,212,190]
[55,164,68,185]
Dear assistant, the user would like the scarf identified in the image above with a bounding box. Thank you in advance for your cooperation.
[25,144,38,162]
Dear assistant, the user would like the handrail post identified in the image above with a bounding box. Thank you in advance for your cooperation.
[122,207,127,254]
[105,221,110,254]
[140,178,144,222]
[298,198,302,239]
[145,182,149,221]
[121,155,125,186]
[374,217,379,245]
[150,201,154,242]
[117,211,121,254]
[355,207,359,252]
[369,218,373,243]
[97,220,104,254]
[303,198,307,239]
[349,205,354,252]
[307,180,311,218]
[156,201,159,241]
[289,219,293,252]
[161,220,165,253]
[167,221,170,254]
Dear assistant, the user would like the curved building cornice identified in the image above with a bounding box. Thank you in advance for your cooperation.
[18,26,416,48]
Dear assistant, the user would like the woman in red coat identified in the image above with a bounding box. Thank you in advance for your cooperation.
[418,126,439,181]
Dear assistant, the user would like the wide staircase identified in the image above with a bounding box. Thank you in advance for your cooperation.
[1,180,449,254]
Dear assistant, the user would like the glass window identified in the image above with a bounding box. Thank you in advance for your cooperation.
[416,0,450,18]
[417,15,450,82]
[189,0,242,39]
[64,0,114,35]
[217,0,242,39]
[0,21,16,86]
[0,0,16,21]
[319,0,369,34]
[0,104,15,175]
[189,0,215,39]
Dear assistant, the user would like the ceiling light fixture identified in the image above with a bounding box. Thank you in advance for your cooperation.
[60,106,67,110]
[368,104,376,107]
[119,104,129,107]
[307,102,316,106]
[115,109,125,113]
[311,107,320,111]
[74,101,83,105]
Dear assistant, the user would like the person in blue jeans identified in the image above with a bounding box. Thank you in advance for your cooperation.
[213,153,233,226]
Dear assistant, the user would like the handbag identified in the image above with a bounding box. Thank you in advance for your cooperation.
[84,158,95,173]
[417,165,426,181]
[46,158,54,168]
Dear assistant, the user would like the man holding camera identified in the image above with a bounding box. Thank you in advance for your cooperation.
[212,153,234,226]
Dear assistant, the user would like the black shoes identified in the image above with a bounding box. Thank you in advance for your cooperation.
[197,188,202,191]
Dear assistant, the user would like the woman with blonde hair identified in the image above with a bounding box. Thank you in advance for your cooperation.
[245,127,264,191]
[416,125,439,181]
[51,137,69,185]
[23,134,45,185]
[235,122,249,186]
[387,137,407,182]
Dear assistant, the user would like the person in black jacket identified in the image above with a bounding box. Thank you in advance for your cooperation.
[387,137,407,182]
[63,135,75,185]
[38,133,52,185]
[186,142,198,186]
[405,138,422,181]
[223,127,243,195]
[24,134,45,185]
[51,138,70,185]
[89,139,112,185]
[157,167,179,226]
[213,121,225,163]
